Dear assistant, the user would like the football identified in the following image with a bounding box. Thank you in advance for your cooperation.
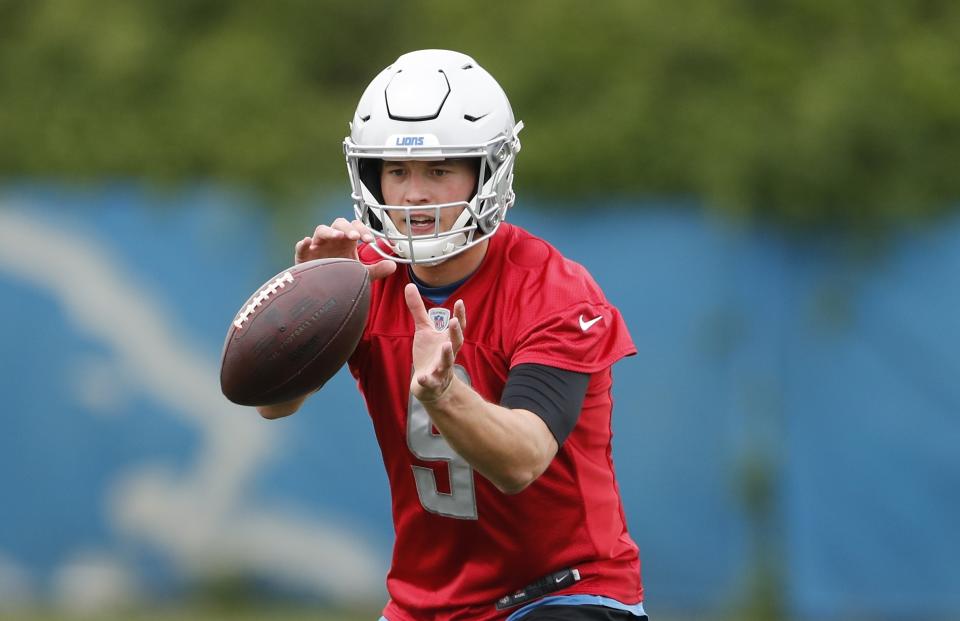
[220,258,370,406]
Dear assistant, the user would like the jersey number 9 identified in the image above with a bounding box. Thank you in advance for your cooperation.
[406,365,478,520]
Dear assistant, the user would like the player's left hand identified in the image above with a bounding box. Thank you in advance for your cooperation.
[403,283,466,403]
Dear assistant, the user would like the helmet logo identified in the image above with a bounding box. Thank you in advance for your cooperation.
[395,136,425,146]
[387,134,439,148]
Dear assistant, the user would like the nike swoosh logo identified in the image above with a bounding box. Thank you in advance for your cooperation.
[579,314,602,331]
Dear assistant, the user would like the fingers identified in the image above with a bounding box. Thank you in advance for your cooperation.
[403,283,432,328]
[453,299,466,333]
[311,224,341,244]
[350,219,376,244]
[294,237,312,263]
[325,218,376,244]
[297,226,354,264]
[416,343,455,397]
[448,316,464,354]
[441,341,454,368]
[330,217,362,242]
[309,219,370,245]
[297,218,378,264]
[367,259,397,281]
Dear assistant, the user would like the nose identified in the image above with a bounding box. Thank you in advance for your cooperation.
[402,171,431,205]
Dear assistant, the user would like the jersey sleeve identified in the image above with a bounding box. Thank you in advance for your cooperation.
[500,363,590,446]
[510,299,637,374]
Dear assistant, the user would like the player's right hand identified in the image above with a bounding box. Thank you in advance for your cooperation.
[295,217,396,281]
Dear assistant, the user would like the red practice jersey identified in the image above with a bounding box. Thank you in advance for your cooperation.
[348,223,641,620]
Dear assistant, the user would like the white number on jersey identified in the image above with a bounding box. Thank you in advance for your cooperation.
[406,365,478,520]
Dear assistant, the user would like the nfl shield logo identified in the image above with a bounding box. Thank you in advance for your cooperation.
[428,308,451,332]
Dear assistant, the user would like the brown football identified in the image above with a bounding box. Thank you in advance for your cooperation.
[220,258,370,406]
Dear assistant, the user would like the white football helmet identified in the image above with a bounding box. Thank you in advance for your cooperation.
[344,49,523,264]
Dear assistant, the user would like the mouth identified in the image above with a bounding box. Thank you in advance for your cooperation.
[406,213,437,235]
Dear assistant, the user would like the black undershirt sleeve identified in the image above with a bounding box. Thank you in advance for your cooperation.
[500,363,590,447]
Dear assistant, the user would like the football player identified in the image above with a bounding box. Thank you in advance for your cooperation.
[258,49,646,621]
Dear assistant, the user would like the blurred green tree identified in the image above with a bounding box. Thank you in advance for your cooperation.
[1,0,958,230]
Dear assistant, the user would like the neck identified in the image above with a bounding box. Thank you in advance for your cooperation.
[410,239,489,287]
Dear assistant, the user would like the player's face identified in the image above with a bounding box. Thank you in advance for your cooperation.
[380,159,477,236]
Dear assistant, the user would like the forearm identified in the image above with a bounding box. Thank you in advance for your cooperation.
[421,377,558,494]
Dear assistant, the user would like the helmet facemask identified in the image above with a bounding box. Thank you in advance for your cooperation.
[345,126,522,265]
